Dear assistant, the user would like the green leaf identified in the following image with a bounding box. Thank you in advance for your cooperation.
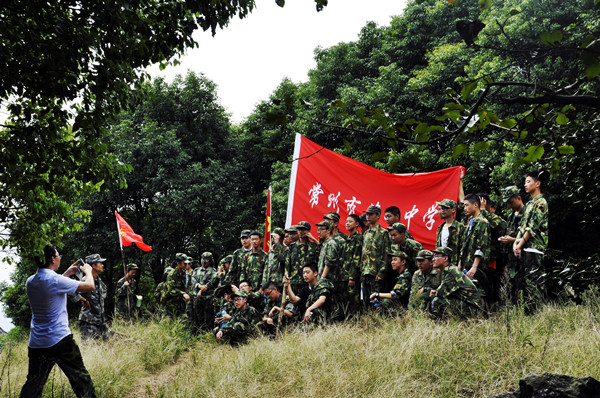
[343,139,352,152]
[330,99,346,109]
[550,158,560,174]
[540,29,563,46]
[585,61,600,79]
[509,8,522,15]
[524,145,545,162]
[556,113,569,125]
[451,144,469,159]
[371,152,389,162]
[461,81,478,101]
[558,145,575,155]
[473,141,490,152]
[404,154,423,168]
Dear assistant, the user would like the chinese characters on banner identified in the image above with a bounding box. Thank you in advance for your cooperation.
[286,134,465,249]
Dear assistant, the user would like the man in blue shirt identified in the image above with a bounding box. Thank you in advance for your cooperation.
[20,244,97,398]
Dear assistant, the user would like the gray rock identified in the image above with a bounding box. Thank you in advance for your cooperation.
[489,373,600,398]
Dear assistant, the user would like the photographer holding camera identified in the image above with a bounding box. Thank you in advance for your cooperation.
[20,244,97,398]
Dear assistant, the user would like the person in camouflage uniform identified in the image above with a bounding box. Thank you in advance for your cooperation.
[429,247,482,318]
[513,170,549,312]
[361,205,391,307]
[162,253,191,319]
[154,261,175,311]
[315,220,344,288]
[238,280,265,313]
[285,263,340,324]
[257,281,294,334]
[262,227,286,289]
[74,253,111,340]
[384,206,415,240]
[216,255,233,286]
[408,250,443,312]
[341,214,363,315]
[286,221,319,292]
[213,285,235,330]
[223,230,252,286]
[459,194,492,307]
[436,199,465,265]
[239,231,267,291]
[499,186,525,303]
[389,222,423,275]
[191,252,219,331]
[370,250,411,311]
[214,290,260,345]
[323,211,348,240]
[114,263,139,320]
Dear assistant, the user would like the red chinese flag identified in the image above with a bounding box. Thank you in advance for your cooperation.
[115,211,152,252]
[263,186,272,252]
[285,134,464,249]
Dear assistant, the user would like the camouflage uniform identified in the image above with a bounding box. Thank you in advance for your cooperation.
[214,305,260,345]
[481,209,507,304]
[257,293,294,333]
[436,219,465,265]
[191,264,219,331]
[381,269,412,309]
[392,238,423,275]
[306,278,341,324]
[262,241,286,287]
[114,276,137,319]
[286,240,319,289]
[460,212,492,303]
[317,235,344,283]
[77,276,110,340]
[340,231,362,314]
[224,247,251,286]
[162,267,188,318]
[408,268,442,312]
[431,266,482,317]
[515,194,549,310]
[239,249,267,290]
[361,223,391,305]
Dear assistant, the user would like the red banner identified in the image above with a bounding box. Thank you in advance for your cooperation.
[115,211,153,252]
[285,134,464,249]
[263,186,272,252]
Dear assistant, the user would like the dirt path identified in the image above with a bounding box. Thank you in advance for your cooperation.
[126,350,192,398]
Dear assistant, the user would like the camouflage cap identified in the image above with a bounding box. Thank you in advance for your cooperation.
[323,212,340,223]
[388,222,407,234]
[363,205,381,215]
[214,284,234,297]
[184,257,192,264]
[201,252,214,262]
[296,221,311,231]
[432,247,453,258]
[416,249,434,260]
[272,227,285,237]
[221,255,233,264]
[175,253,187,261]
[502,186,520,203]
[126,263,139,271]
[233,290,249,299]
[285,225,298,233]
[85,253,106,264]
[316,220,333,230]
[239,229,252,238]
[388,250,408,259]
[438,199,457,209]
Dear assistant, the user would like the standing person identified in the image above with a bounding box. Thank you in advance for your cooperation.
[499,186,525,302]
[384,206,415,239]
[360,205,391,307]
[20,244,97,398]
[162,253,191,318]
[114,263,140,319]
[262,227,287,290]
[191,252,219,331]
[239,231,267,291]
[286,221,319,293]
[341,214,363,315]
[224,230,252,286]
[316,220,344,297]
[323,212,348,240]
[75,253,111,340]
[459,194,492,307]
[435,199,465,264]
[513,170,549,311]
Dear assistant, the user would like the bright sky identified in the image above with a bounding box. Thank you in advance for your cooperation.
[147,0,409,123]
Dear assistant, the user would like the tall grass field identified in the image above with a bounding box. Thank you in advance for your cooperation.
[1,292,599,397]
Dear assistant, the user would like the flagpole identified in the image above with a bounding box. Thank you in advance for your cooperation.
[116,211,131,317]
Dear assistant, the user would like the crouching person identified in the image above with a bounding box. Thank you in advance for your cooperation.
[214,290,259,345]
[257,281,294,334]
[369,250,411,313]
[429,247,482,318]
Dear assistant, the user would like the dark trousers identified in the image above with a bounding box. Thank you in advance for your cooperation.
[20,334,96,398]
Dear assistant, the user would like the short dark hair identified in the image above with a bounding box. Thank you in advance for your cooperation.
[385,206,400,217]
[463,193,480,206]
[347,214,364,229]
[527,169,549,185]
[239,280,252,289]
[261,281,277,291]
[250,230,263,239]
[302,262,318,273]
[43,244,57,268]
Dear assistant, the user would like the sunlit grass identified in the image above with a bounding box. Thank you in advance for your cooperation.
[1,298,600,397]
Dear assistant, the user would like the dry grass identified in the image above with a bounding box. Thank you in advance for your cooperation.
[1,300,600,398]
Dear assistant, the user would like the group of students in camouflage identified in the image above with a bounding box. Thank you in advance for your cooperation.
[150,170,548,344]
